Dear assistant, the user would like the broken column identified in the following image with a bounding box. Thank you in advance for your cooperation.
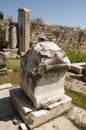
[18,8,30,55]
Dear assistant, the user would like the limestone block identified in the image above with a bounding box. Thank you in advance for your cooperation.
[69,62,85,74]
[19,123,28,130]
[10,87,72,129]
[20,41,70,108]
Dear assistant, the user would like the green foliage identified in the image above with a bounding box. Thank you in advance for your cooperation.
[0,72,20,85]
[63,48,86,63]
[53,30,59,37]
[65,89,86,109]
[31,17,44,25]
[65,76,72,81]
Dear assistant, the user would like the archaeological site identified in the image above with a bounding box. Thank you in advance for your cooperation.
[0,8,86,130]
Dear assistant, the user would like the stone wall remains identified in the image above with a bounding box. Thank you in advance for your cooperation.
[0,9,86,54]
[30,23,86,49]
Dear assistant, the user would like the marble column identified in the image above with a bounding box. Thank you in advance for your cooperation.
[9,26,17,49]
[18,8,30,55]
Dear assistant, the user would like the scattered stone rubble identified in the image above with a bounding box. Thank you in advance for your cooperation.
[0,8,86,58]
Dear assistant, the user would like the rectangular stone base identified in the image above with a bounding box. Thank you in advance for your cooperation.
[10,87,72,129]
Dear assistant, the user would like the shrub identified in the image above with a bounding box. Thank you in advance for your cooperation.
[31,17,44,25]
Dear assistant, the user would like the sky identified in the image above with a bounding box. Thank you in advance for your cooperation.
[0,0,86,29]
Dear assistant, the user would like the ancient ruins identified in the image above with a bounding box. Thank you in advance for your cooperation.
[0,7,86,130]
[0,8,86,59]
[10,23,72,129]
[0,8,30,58]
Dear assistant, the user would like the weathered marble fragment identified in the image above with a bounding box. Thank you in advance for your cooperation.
[20,41,70,108]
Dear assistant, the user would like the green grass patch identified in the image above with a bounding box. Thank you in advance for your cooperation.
[0,72,20,85]
[63,48,86,63]
[65,89,86,109]
[7,58,21,72]
[0,58,21,85]
[65,76,72,81]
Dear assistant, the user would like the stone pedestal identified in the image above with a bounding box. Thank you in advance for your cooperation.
[10,41,71,129]
[10,87,72,129]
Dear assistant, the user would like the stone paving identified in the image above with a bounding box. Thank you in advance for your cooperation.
[0,83,82,130]
[68,105,86,129]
